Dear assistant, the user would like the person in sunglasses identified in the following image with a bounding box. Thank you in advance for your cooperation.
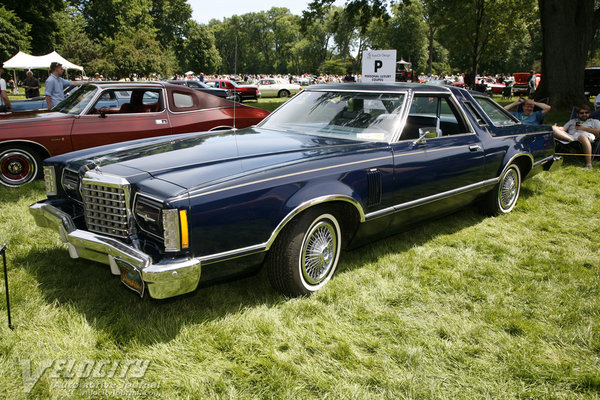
[552,103,600,169]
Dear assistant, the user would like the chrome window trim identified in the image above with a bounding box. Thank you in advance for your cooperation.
[80,87,167,116]
[462,100,489,127]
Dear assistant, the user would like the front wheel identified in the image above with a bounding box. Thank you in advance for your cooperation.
[0,146,42,187]
[483,164,521,215]
[267,209,342,297]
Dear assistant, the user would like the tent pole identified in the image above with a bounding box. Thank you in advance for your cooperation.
[13,70,17,94]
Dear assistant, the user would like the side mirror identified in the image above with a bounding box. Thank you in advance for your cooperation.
[99,107,109,118]
[413,127,438,145]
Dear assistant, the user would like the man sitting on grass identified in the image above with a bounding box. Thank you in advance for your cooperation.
[552,103,600,170]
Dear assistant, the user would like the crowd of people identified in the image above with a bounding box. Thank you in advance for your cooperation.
[0,63,597,168]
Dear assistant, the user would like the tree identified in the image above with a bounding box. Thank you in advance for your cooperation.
[51,7,101,71]
[182,21,221,74]
[2,0,63,54]
[0,6,31,62]
[536,0,600,110]
[71,0,155,41]
[96,28,176,78]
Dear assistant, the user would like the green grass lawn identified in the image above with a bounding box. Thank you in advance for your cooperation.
[0,161,599,399]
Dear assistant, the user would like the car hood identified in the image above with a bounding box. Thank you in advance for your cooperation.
[85,128,378,190]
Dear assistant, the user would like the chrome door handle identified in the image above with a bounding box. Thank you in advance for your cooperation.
[469,145,482,151]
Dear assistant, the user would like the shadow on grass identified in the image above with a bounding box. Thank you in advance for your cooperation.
[17,204,489,346]
[0,181,45,205]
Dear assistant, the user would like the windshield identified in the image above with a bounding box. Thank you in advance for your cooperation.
[54,85,98,115]
[258,90,406,142]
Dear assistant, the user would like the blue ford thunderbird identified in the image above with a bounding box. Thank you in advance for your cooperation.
[30,83,561,299]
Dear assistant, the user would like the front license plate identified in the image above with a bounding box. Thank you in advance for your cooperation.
[116,258,145,297]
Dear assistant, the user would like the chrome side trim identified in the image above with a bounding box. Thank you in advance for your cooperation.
[198,195,365,265]
[502,153,534,177]
[198,243,266,265]
[490,131,553,139]
[533,154,554,167]
[181,155,394,201]
[365,178,499,220]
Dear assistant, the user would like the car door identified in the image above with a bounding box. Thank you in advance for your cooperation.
[389,93,487,224]
[70,88,172,151]
[258,79,276,97]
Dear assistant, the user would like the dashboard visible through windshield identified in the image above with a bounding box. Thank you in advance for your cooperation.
[258,90,406,142]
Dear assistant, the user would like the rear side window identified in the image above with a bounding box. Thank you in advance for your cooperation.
[173,92,194,108]
[472,96,518,126]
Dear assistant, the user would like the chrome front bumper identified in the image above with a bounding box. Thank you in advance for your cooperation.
[29,201,201,299]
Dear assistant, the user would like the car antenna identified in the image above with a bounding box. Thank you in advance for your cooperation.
[233,36,237,131]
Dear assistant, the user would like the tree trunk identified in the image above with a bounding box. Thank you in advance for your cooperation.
[427,24,436,75]
[536,0,597,111]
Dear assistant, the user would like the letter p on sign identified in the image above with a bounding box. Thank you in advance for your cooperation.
[374,60,383,73]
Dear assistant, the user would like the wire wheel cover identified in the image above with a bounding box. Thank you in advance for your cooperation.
[499,168,519,210]
[301,220,338,285]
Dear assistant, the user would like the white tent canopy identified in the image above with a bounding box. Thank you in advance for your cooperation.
[3,50,83,71]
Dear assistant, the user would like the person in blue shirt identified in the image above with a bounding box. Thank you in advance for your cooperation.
[503,98,551,125]
[45,62,72,109]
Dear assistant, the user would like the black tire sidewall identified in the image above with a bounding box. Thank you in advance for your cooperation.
[267,209,342,296]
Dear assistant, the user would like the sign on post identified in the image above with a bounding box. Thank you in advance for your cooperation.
[361,50,397,83]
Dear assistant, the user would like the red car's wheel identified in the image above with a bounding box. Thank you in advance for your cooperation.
[0,146,42,187]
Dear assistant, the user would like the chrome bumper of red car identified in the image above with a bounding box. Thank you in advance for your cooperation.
[29,201,201,299]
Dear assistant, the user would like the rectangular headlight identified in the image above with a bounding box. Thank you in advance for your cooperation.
[43,166,57,195]
[163,209,181,252]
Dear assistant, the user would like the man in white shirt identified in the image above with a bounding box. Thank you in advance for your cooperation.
[45,62,72,109]
[552,103,600,169]
[0,65,12,112]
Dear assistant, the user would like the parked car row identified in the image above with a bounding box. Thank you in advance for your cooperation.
[28,83,560,300]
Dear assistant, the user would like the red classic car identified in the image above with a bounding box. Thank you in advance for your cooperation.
[0,82,270,187]
[204,79,261,102]
[512,72,539,96]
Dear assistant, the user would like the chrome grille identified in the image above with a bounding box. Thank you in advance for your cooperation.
[82,182,129,238]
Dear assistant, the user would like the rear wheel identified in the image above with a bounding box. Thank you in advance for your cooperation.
[232,94,242,103]
[483,164,521,215]
[278,89,290,98]
[0,145,42,187]
[267,209,342,297]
